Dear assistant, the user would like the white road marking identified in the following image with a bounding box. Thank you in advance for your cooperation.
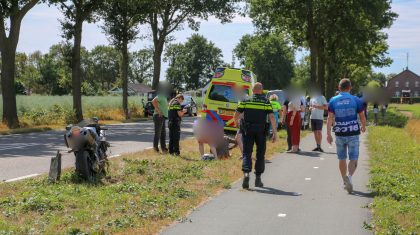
[278,213,287,217]
[313,167,319,169]
[305,178,311,181]
[320,158,325,160]
[5,173,40,183]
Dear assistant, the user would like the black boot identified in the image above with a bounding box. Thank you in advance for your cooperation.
[242,173,250,189]
[255,175,264,187]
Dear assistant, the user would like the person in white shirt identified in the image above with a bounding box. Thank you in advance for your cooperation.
[309,88,328,152]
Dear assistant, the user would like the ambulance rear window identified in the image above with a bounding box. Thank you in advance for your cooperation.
[208,85,248,103]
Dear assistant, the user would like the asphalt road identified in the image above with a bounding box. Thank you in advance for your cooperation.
[0,118,195,181]
[163,130,372,235]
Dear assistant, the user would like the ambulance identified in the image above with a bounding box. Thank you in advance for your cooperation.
[202,67,256,131]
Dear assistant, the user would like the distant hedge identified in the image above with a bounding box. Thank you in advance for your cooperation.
[389,97,420,103]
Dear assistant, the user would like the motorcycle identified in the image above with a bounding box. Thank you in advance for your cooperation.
[64,118,110,181]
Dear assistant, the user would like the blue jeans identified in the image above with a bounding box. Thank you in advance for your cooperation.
[335,135,360,160]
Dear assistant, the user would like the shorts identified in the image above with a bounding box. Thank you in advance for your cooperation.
[311,119,323,131]
[335,135,360,161]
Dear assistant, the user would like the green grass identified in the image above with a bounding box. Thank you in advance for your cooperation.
[0,131,291,234]
[391,104,420,119]
[367,118,420,234]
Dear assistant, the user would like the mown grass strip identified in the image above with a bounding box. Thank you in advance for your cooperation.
[0,130,293,234]
[367,125,420,234]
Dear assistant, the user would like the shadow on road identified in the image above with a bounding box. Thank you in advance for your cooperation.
[296,151,321,158]
[251,187,302,196]
[351,190,374,198]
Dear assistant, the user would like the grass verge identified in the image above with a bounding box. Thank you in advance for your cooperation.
[391,104,420,119]
[367,114,420,234]
[0,130,293,234]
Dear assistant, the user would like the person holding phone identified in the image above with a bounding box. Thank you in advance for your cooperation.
[168,94,187,156]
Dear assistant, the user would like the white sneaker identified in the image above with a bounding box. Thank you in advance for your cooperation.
[343,176,353,194]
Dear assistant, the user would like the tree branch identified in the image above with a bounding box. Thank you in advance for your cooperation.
[60,2,75,19]
[19,0,39,20]
[165,11,189,36]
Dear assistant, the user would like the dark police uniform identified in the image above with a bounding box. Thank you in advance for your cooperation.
[237,94,273,176]
[168,99,182,155]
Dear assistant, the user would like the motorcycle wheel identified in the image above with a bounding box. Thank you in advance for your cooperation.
[75,150,93,180]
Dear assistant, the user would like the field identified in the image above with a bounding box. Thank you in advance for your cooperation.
[0,96,147,132]
[0,95,205,132]
[390,103,420,119]
[0,131,291,234]
[367,106,420,234]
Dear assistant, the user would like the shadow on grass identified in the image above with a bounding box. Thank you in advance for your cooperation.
[179,156,201,162]
[251,187,302,197]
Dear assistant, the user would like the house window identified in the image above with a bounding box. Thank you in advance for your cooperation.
[414,91,419,97]
[405,81,410,87]
[395,81,399,87]
[416,81,419,87]
[395,91,400,97]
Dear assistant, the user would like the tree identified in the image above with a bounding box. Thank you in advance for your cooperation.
[234,33,294,90]
[0,0,41,128]
[164,43,188,90]
[184,34,223,90]
[249,0,397,98]
[88,45,120,91]
[130,48,153,85]
[164,34,223,91]
[15,51,42,94]
[292,57,310,89]
[146,0,237,89]
[54,0,102,121]
[101,0,149,119]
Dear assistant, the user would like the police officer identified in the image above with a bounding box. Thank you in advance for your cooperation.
[168,94,187,156]
[234,83,278,189]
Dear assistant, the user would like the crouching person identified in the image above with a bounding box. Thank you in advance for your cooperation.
[193,118,237,159]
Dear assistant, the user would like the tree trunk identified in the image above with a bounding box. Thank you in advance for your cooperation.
[307,0,317,84]
[72,19,84,122]
[326,62,339,99]
[121,43,129,119]
[152,40,164,90]
[317,39,326,94]
[1,44,20,128]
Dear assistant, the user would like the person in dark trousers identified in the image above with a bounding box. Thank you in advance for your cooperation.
[373,102,379,125]
[234,83,278,189]
[152,85,169,153]
[168,94,186,156]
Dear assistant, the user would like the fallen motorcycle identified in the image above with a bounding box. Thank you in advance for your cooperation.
[64,118,110,181]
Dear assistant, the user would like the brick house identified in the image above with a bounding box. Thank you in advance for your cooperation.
[386,69,420,97]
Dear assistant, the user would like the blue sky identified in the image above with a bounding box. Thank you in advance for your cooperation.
[16,0,420,79]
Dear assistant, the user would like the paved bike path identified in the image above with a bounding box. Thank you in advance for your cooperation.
[163,131,372,235]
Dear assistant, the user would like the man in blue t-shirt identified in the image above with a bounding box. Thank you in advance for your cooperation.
[327,79,366,194]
